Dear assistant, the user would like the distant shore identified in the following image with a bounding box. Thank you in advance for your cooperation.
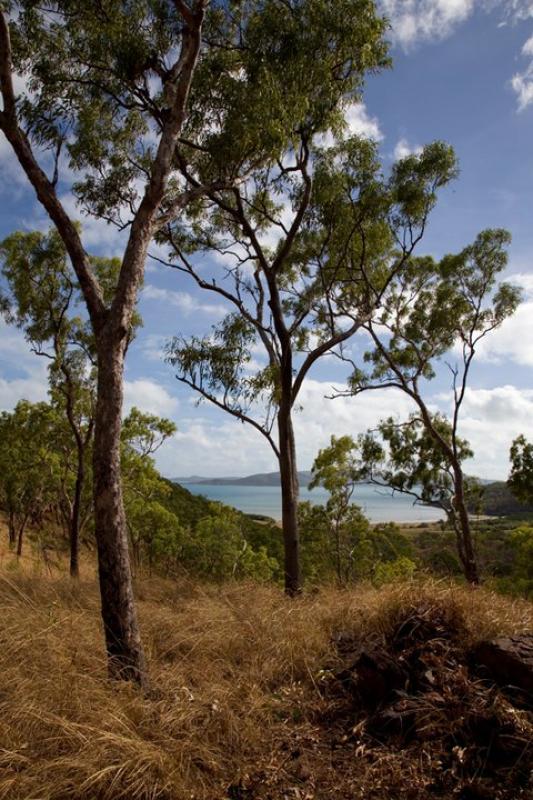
[184,482,447,524]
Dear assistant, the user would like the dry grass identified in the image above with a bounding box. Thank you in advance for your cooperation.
[0,536,531,799]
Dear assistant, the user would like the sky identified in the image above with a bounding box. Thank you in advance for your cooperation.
[1,0,533,480]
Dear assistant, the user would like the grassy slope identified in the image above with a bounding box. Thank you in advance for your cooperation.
[0,532,531,800]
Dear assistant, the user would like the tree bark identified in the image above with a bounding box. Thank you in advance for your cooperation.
[278,402,301,595]
[452,466,479,586]
[16,512,29,557]
[93,334,147,688]
[8,511,16,548]
[69,449,84,578]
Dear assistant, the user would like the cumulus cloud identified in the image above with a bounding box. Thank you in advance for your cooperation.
[123,378,179,419]
[393,137,424,159]
[316,102,383,149]
[380,1,533,110]
[380,0,475,48]
[473,273,533,366]
[0,321,50,410]
[154,379,417,477]
[344,102,384,141]
[454,386,533,479]
[0,132,28,193]
[154,376,533,481]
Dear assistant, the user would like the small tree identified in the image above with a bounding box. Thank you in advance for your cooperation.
[354,415,482,580]
[121,408,179,572]
[309,434,416,584]
[0,401,57,555]
[181,505,278,582]
[309,435,369,583]
[0,230,102,576]
[339,229,521,585]
[509,435,533,504]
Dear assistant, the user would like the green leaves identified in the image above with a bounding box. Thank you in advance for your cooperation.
[166,312,268,410]
[390,141,458,228]
[0,401,61,534]
[351,227,520,395]
[509,435,533,506]
[354,413,479,518]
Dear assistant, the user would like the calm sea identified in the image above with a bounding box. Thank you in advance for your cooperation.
[185,483,445,523]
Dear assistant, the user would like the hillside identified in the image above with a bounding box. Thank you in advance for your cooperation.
[173,471,313,487]
[0,546,531,800]
[477,481,533,516]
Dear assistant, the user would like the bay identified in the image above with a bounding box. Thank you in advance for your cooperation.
[185,483,446,523]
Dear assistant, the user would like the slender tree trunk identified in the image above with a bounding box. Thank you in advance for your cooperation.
[278,402,301,595]
[16,513,29,557]
[8,511,16,548]
[452,466,479,586]
[93,334,147,688]
[69,450,84,578]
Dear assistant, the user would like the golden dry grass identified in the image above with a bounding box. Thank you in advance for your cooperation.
[0,535,531,799]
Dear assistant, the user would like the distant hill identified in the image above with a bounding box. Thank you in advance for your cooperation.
[173,471,313,487]
[477,481,533,517]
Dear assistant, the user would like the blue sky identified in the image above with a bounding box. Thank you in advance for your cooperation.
[1,0,533,480]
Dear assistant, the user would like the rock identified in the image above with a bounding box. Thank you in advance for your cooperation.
[367,701,418,740]
[337,649,409,709]
[472,635,533,702]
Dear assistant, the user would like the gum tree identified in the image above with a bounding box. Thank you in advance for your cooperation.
[339,415,483,581]
[0,0,213,685]
[0,401,57,555]
[338,229,521,585]
[1,230,97,577]
[509,436,533,504]
[166,138,459,594]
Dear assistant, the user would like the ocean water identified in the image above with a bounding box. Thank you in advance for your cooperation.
[185,483,446,523]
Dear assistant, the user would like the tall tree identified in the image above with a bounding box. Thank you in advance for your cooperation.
[338,229,521,585]
[165,138,458,593]
[0,0,215,685]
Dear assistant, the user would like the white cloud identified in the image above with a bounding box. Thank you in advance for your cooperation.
[57,192,127,254]
[473,273,533,366]
[139,334,169,363]
[522,33,533,55]
[123,378,179,418]
[393,137,424,159]
[455,385,533,479]
[142,285,227,317]
[0,321,50,410]
[154,378,417,477]
[380,0,475,48]
[511,57,533,111]
[344,102,384,141]
[379,1,533,111]
[0,131,28,193]
[154,378,533,482]
[0,375,49,409]
[316,102,383,149]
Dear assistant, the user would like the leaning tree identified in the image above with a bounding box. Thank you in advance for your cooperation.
[337,229,521,585]
[0,0,237,685]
